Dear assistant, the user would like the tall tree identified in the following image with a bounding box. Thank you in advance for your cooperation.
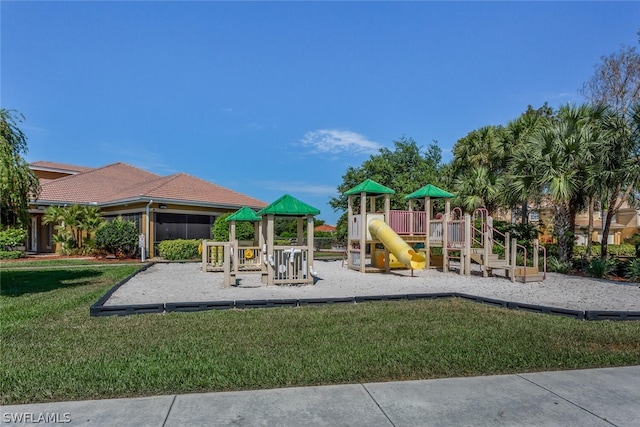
[596,104,640,259]
[452,165,500,214]
[580,45,640,115]
[509,104,600,262]
[502,104,554,223]
[0,109,40,227]
[580,43,640,258]
[450,125,506,215]
[330,137,444,213]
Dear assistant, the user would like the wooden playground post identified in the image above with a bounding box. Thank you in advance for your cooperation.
[222,242,232,286]
[229,220,238,275]
[510,237,517,283]
[425,197,431,269]
[383,194,391,272]
[359,193,367,273]
[504,232,510,266]
[443,199,450,273]
[306,214,315,276]
[483,223,490,278]
[347,195,353,268]
[201,239,207,270]
[463,214,472,276]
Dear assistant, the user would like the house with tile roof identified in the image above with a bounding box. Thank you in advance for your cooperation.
[28,161,266,257]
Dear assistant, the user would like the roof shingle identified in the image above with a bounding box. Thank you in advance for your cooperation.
[35,162,266,209]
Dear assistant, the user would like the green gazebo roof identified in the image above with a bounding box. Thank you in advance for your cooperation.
[344,179,396,196]
[225,206,262,222]
[258,194,320,216]
[405,184,455,200]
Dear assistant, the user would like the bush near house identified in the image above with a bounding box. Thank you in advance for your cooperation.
[0,250,24,260]
[573,244,636,258]
[0,227,27,259]
[212,213,255,241]
[157,239,200,260]
[95,217,138,259]
[0,227,27,250]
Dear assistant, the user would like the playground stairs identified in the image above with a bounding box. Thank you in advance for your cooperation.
[466,208,546,283]
[468,248,545,283]
[511,266,545,283]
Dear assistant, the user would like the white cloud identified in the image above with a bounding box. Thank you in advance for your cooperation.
[300,129,381,155]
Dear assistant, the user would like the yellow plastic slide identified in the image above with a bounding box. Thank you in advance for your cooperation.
[368,218,426,270]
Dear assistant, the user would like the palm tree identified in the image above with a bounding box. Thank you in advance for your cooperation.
[452,166,501,215]
[42,205,71,253]
[597,103,640,259]
[451,125,506,215]
[42,204,101,252]
[509,104,600,262]
[79,206,104,241]
[502,105,553,223]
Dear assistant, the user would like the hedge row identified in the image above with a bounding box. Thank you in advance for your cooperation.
[157,239,201,260]
[573,244,636,258]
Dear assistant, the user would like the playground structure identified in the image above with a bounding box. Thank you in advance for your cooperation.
[201,194,320,286]
[346,179,546,282]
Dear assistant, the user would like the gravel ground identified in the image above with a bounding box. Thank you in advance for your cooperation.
[104,261,640,311]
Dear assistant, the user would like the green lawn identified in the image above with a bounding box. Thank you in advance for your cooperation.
[1,263,640,405]
[0,258,141,269]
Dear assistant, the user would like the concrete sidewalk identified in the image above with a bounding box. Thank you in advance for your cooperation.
[2,366,638,426]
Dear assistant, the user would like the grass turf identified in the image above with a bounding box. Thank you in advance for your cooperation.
[1,264,639,405]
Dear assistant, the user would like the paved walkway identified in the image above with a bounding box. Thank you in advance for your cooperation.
[2,366,638,426]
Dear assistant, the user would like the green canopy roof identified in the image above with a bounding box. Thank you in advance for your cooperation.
[405,184,455,200]
[344,179,395,196]
[225,206,262,222]
[258,194,320,216]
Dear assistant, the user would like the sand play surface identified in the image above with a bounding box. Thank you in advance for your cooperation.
[105,261,640,312]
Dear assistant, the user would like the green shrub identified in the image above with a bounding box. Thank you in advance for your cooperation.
[625,259,640,282]
[78,238,97,256]
[211,213,255,242]
[492,244,505,257]
[547,256,572,274]
[0,227,27,250]
[0,250,24,260]
[543,244,558,259]
[585,257,617,279]
[573,245,600,257]
[626,233,640,257]
[274,238,296,246]
[573,244,635,258]
[157,239,200,260]
[608,244,636,257]
[95,217,138,259]
[492,221,540,251]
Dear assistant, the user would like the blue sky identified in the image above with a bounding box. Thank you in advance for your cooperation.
[2,1,638,225]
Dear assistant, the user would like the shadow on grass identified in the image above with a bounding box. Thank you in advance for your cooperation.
[1,269,104,297]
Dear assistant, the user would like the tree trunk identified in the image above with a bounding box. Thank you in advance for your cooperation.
[555,202,575,262]
[601,182,636,259]
[586,196,594,259]
[521,201,528,225]
[601,193,617,260]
